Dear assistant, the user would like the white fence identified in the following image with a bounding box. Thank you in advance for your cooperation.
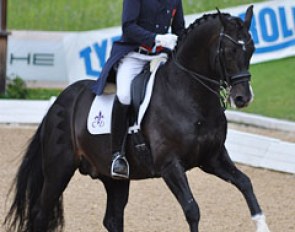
[0,98,294,174]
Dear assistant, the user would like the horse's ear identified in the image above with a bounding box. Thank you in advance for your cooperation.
[244,5,254,30]
[216,7,227,27]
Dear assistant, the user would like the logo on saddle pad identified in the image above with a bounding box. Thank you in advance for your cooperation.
[87,55,166,135]
[88,95,113,134]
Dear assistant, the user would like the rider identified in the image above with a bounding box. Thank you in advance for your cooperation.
[92,0,185,179]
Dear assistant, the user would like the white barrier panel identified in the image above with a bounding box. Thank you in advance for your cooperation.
[6,0,295,83]
[0,99,53,124]
[0,99,294,174]
[226,111,295,133]
[226,130,295,174]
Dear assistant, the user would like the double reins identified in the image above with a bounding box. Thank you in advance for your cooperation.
[172,53,221,97]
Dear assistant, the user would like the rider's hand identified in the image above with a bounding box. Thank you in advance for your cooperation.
[155,34,178,50]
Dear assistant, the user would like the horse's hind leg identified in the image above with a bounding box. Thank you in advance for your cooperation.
[102,179,130,232]
[32,147,77,232]
[200,146,270,232]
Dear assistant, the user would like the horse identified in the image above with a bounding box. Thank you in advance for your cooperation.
[4,6,270,232]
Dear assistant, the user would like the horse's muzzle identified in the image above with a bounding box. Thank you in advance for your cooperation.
[230,76,253,108]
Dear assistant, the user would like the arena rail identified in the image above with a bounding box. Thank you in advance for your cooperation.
[0,98,294,174]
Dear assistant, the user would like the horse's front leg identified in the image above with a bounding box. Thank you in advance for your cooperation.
[161,160,200,232]
[102,178,130,232]
[201,146,270,232]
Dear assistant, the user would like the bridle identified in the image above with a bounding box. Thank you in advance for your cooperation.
[172,25,253,107]
[217,27,253,86]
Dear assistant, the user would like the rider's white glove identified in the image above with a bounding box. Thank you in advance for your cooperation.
[155,34,178,50]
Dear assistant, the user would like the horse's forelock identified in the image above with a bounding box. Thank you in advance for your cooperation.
[226,17,253,41]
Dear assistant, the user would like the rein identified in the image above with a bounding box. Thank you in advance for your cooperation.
[172,53,222,97]
[172,53,230,109]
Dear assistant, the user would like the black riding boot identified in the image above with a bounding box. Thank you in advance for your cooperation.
[111,97,130,179]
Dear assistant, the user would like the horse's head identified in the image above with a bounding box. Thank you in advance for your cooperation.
[172,6,255,109]
[217,6,255,108]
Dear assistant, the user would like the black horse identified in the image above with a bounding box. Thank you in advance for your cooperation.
[4,6,270,232]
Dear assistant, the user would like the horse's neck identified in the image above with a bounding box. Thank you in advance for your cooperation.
[177,26,219,75]
[153,19,223,116]
[156,62,221,115]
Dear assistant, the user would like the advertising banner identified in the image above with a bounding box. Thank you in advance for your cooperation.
[186,0,295,64]
[6,0,295,83]
[7,31,69,82]
[63,27,120,83]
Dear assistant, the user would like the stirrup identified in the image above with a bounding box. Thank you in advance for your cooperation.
[111,154,130,179]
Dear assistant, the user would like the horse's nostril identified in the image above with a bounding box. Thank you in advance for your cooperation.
[235,95,246,108]
[235,96,244,102]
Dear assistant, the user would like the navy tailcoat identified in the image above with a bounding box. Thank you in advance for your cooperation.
[92,0,185,95]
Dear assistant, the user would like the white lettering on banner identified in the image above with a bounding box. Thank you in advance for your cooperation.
[6,0,295,83]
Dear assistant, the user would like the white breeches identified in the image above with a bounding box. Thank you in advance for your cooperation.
[116,52,164,105]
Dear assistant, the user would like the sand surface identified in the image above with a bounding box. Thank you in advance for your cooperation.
[0,124,294,232]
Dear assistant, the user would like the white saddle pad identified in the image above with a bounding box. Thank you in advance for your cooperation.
[87,54,167,135]
[87,94,115,135]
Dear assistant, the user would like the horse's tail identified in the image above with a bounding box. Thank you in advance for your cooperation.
[4,119,64,232]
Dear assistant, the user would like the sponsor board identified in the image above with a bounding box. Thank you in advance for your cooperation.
[6,0,295,83]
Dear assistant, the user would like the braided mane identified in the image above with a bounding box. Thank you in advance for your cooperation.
[175,12,231,51]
